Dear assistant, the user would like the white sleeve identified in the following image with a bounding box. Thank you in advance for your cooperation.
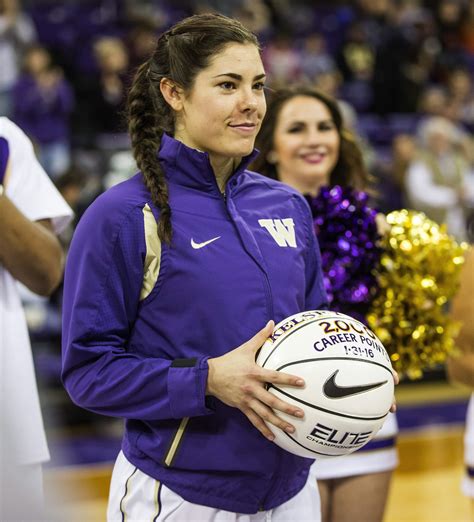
[1,118,73,233]
[0,14,36,43]
[15,14,37,44]
[463,170,474,204]
[405,160,458,209]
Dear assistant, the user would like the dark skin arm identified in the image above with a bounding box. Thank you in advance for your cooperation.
[447,247,474,389]
[0,192,64,296]
[446,354,474,388]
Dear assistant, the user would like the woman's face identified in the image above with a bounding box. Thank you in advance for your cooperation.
[174,43,266,163]
[270,95,340,194]
[25,48,50,75]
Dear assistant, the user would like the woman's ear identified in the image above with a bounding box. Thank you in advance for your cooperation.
[160,78,184,111]
[266,150,278,164]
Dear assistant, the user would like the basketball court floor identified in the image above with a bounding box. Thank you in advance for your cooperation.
[43,380,473,521]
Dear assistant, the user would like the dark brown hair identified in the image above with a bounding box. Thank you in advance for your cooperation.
[127,13,259,243]
[253,86,369,191]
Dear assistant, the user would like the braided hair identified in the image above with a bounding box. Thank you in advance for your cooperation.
[127,13,259,243]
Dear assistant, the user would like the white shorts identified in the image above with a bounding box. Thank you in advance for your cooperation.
[0,462,44,520]
[463,395,474,498]
[107,451,321,521]
[310,413,399,481]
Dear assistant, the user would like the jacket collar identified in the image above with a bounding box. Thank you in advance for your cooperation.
[158,133,259,194]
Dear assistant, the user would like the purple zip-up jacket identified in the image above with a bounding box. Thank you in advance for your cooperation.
[62,134,328,514]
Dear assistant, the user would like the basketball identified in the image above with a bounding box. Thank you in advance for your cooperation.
[256,310,394,459]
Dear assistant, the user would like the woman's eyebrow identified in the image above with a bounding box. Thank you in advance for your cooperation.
[212,73,266,80]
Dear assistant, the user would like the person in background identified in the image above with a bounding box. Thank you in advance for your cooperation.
[12,44,74,178]
[417,85,449,118]
[262,33,301,88]
[0,117,72,520]
[73,36,130,147]
[446,67,474,127]
[127,20,157,73]
[62,14,328,521]
[253,86,398,522]
[91,36,130,135]
[300,33,336,83]
[405,116,474,241]
[447,246,474,516]
[375,133,417,214]
[0,0,36,116]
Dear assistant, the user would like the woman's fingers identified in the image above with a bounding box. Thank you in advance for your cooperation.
[246,399,296,435]
[243,407,275,441]
[257,368,305,387]
[252,385,304,418]
[392,369,400,385]
[390,370,398,412]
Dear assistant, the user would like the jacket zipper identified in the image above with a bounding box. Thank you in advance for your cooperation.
[223,186,274,320]
[163,417,190,467]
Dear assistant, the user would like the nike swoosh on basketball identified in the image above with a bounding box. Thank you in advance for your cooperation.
[190,236,221,249]
[323,370,388,399]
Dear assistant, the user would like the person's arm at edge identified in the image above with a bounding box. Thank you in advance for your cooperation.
[446,354,474,388]
[447,247,474,389]
[0,191,63,296]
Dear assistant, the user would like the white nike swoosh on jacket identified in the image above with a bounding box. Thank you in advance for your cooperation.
[190,236,221,249]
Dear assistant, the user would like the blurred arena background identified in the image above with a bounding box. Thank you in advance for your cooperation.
[1,0,473,520]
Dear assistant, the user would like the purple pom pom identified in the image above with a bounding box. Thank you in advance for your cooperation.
[306,186,382,323]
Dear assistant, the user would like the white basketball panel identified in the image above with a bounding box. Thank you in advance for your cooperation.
[258,312,391,372]
[274,359,394,417]
[256,310,394,459]
[268,387,387,459]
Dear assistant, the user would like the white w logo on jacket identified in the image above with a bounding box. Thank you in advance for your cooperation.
[258,218,297,248]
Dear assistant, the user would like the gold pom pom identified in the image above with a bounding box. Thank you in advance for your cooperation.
[367,210,468,379]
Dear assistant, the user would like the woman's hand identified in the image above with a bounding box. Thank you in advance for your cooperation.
[206,320,305,441]
[375,212,391,236]
[390,369,399,413]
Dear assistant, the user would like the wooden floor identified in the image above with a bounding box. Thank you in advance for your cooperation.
[386,427,472,521]
[44,427,473,521]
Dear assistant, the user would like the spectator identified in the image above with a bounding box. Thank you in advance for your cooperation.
[337,20,376,111]
[74,36,129,146]
[197,1,272,38]
[314,68,344,99]
[435,0,467,53]
[337,20,375,83]
[460,0,474,56]
[373,7,440,113]
[127,21,157,74]
[405,116,474,240]
[263,33,301,87]
[376,133,417,213]
[446,67,474,127]
[12,44,74,178]
[300,33,336,83]
[0,0,37,116]
[433,0,470,81]
[417,84,449,117]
